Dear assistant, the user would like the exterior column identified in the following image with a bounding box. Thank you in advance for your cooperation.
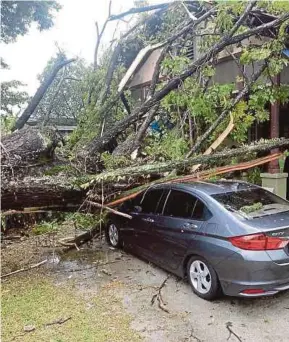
[268,74,280,173]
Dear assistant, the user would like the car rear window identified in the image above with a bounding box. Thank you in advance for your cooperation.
[212,188,289,219]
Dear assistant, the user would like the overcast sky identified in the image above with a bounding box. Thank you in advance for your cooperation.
[1,0,139,95]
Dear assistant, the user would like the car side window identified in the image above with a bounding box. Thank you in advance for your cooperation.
[155,189,169,214]
[163,190,197,219]
[121,193,143,212]
[140,189,164,214]
[192,200,212,221]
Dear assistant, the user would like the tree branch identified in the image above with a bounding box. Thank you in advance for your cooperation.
[83,10,289,157]
[93,0,112,70]
[187,63,267,157]
[89,138,289,184]
[108,3,170,21]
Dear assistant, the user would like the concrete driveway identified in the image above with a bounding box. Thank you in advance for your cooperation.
[56,244,289,342]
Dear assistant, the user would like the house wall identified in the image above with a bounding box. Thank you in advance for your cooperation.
[214,59,239,84]
[281,65,289,83]
[127,48,163,89]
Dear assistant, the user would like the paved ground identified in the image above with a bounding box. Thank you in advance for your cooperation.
[53,243,289,342]
[2,231,289,342]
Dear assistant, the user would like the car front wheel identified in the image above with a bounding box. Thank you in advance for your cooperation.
[187,256,221,300]
[105,223,122,248]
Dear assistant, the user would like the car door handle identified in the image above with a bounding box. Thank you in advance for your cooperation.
[142,217,155,223]
[182,223,198,229]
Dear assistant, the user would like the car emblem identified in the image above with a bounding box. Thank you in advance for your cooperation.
[271,232,285,236]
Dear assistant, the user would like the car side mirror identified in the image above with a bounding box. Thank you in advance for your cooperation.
[133,205,142,213]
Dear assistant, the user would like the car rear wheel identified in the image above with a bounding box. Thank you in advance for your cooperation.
[105,223,122,248]
[187,256,221,300]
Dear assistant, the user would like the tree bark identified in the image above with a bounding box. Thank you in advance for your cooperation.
[12,58,75,131]
[1,176,85,211]
[1,127,62,176]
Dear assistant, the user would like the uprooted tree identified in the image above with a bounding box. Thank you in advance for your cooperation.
[2,1,289,222]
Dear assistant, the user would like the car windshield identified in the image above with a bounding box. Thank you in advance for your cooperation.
[212,188,289,219]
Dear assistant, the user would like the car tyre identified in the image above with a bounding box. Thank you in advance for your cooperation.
[105,222,123,248]
[187,256,221,300]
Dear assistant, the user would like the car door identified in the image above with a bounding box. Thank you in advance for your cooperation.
[118,192,144,247]
[152,189,211,270]
[133,188,165,260]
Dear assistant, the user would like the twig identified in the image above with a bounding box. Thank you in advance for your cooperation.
[1,235,22,240]
[45,317,71,327]
[186,328,202,342]
[226,322,242,342]
[1,259,47,278]
[151,275,170,313]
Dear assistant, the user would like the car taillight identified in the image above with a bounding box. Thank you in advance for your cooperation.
[229,233,289,250]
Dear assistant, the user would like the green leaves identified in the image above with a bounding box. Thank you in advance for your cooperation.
[1,1,61,43]
[240,48,271,64]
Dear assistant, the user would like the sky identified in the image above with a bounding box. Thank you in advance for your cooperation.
[1,0,138,95]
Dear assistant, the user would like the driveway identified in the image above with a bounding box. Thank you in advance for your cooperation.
[55,243,289,342]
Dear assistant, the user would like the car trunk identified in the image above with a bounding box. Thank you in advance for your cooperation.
[246,212,289,264]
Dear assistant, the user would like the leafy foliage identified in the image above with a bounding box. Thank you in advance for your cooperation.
[144,130,189,161]
[1,1,61,43]
[1,80,29,116]
[1,80,29,134]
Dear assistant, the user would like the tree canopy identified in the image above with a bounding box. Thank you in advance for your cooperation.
[1,0,61,43]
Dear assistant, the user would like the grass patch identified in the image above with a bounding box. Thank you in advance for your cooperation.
[2,274,141,342]
[32,221,59,235]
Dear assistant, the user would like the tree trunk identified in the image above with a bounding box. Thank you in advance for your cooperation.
[12,58,75,131]
[1,127,62,179]
[1,176,85,211]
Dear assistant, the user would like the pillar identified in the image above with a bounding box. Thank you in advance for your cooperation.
[268,74,281,173]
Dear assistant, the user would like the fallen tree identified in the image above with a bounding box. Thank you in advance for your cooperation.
[2,139,288,211]
[2,1,289,240]
[1,126,62,180]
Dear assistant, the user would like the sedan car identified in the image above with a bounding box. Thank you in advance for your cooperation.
[105,180,289,300]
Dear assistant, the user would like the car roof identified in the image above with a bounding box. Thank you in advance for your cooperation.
[152,180,259,196]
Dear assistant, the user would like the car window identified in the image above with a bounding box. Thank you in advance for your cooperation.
[155,189,169,214]
[140,189,163,214]
[121,192,143,211]
[212,188,289,219]
[131,193,144,207]
[192,200,212,221]
[163,190,197,219]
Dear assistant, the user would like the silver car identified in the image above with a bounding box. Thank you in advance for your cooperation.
[105,180,289,300]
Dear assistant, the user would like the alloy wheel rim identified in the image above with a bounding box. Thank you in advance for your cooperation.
[189,260,212,294]
[108,224,119,246]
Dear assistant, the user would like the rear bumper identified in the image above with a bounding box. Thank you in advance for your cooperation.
[216,249,289,297]
[221,278,289,297]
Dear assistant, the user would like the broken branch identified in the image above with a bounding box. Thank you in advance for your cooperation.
[1,259,48,278]
[85,200,132,219]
